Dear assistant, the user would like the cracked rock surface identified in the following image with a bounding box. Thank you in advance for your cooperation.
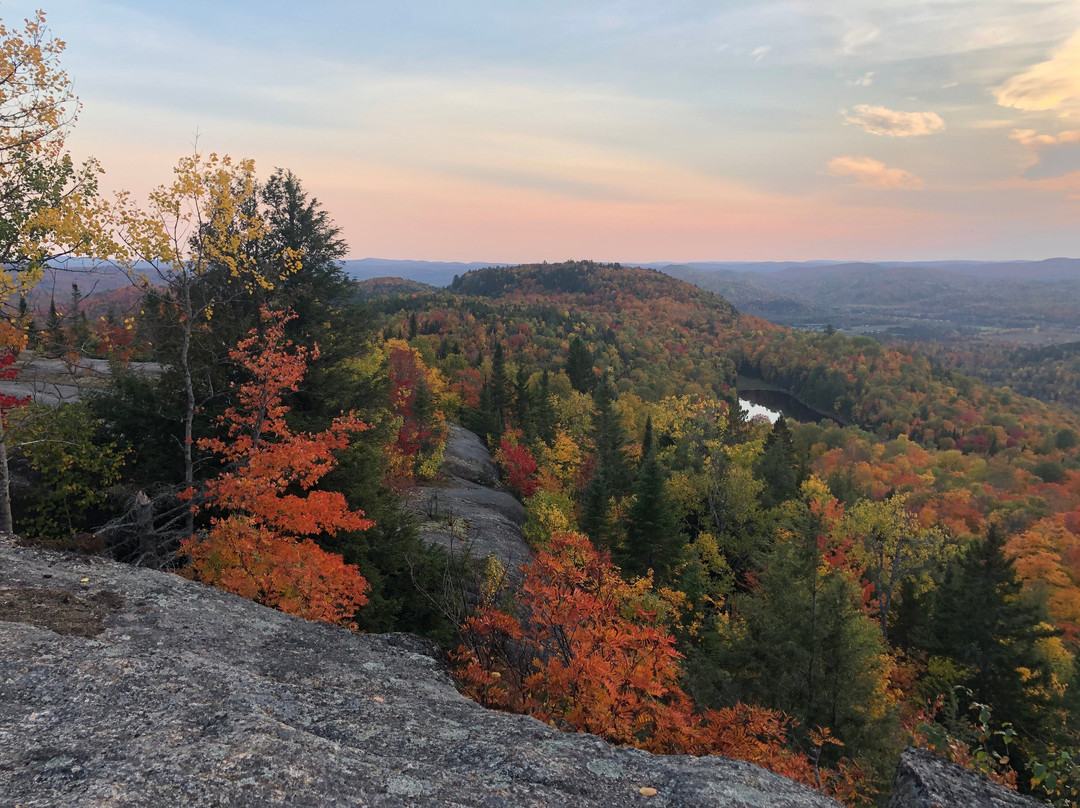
[405,424,532,573]
[0,538,842,807]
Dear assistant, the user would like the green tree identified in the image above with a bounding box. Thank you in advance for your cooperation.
[724,486,896,774]
[922,525,1067,766]
[565,335,594,393]
[581,374,631,550]
[487,341,510,440]
[534,369,556,444]
[10,402,127,540]
[844,494,952,641]
[621,415,682,583]
[756,416,799,508]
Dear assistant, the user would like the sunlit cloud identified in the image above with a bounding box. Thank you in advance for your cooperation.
[843,105,945,137]
[1009,128,1080,147]
[1009,128,1080,179]
[827,156,924,189]
[993,29,1080,112]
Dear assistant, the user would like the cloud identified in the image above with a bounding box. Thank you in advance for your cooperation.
[1009,128,1080,147]
[847,71,875,87]
[751,45,772,62]
[842,105,945,136]
[841,23,881,55]
[827,156,924,189]
[1009,128,1080,179]
[993,29,1080,112]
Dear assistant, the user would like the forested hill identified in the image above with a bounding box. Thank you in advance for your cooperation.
[384,260,1080,454]
[365,259,1080,799]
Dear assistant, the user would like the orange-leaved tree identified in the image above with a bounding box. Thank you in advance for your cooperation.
[179,307,372,628]
[383,338,447,489]
[454,530,861,797]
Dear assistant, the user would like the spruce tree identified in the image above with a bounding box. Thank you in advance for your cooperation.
[756,416,799,508]
[581,374,630,549]
[489,342,510,440]
[725,495,896,773]
[621,415,681,583]
[922,525,1065,757]
[534,370,556,444]
[44,297,63,355]
[514,364,532,441]
[565,336,594,393]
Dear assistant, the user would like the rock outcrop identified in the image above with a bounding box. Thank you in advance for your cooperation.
[886,748,1047,808]
[0,538,842,807]
[405,424,532,573]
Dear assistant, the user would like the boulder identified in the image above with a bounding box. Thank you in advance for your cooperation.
[886,747,1047,808]
[0,538,843,808]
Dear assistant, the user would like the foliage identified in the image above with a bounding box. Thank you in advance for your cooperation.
[382,338,448,488]
[179,308,371,628]
[10,402,126,541]
[454,530,862,799]
[494,429,539,498]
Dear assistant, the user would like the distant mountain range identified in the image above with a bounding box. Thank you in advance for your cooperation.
[344,257,1080,287]
[342,259,511,288]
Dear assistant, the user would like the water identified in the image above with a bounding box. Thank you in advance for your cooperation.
[739,397,781,424]
[738,387,833,424]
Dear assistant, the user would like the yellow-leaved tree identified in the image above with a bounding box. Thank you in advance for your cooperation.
[0,10,116,533]
[111,152,300,527]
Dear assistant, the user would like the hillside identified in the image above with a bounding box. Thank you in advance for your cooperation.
[27,255,1080,802]
[658,259,1080,342]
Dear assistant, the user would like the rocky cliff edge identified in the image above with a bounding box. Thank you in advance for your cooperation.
[0,537,842,808]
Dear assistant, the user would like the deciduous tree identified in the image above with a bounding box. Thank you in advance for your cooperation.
[179,308,372,628]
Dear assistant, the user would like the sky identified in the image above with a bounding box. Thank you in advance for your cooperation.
[6,0,1080,262]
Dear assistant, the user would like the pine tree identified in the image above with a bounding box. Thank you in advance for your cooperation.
[621,416,682,583]
[534,369,556,444]
[726,494,895,772]
[44,297,63,355]
[757,416,799,508]
[514,364,532,441]
[565,336,594,393]
[489,342,510,439]
[922,525,1064,757]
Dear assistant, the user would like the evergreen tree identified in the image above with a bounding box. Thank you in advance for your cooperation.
[590,373,631,494]
[488,342,510,440]
[514,364,532,441]
[756,416,799,508]
[581,374,631,550]
[565,335,594,393]
[534,369,556,444]
[922,525,1067,761]
[724,494,896,774]
[44,297,63,355]
[621,415,682,583]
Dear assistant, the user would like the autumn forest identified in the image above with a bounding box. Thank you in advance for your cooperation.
[4,11,1080,808]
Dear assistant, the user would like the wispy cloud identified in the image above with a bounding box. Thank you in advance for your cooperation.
[841,23,880,55]
[1009,128,1080,179]
[751,45,772,62]
[827,155,924,189]
[1010,128,1080,147]
[842,105,945,136]
[848,72,875,87]
[993,29,1080,112]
